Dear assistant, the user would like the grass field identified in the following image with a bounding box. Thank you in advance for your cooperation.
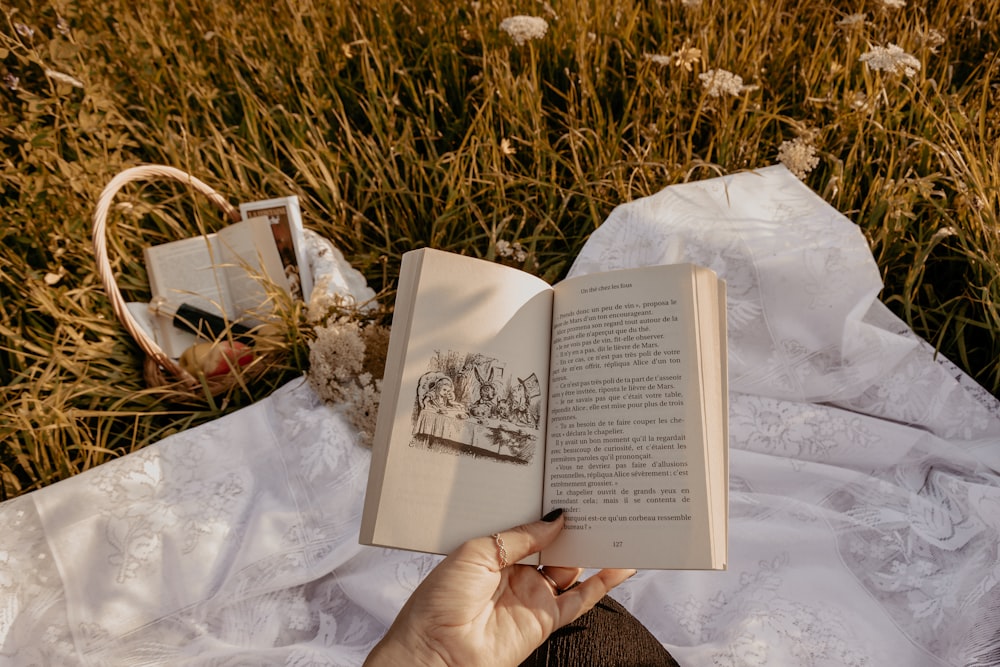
[2,0,998,499]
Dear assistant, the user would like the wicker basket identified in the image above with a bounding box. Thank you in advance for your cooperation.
[92,164,275,401]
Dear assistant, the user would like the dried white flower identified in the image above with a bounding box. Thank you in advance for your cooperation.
[859,43,921,78]
[495,240,528,262]
[849,91,870,111]
[44,69,84,89]
[306,305,388,447]
[922,29,946,52]
[307,320,366,403]
[645,47,701,72]
[699,68,757,97]
[4,74,19,91]
[14,23,34,39]
[837,13,866,27]
[56,17,70,35]
[500,137,517,155]
[343,373,382,447]
[306,278,362,325]
[777,138,820,180]
[499,15,549,46]
[670,46,702,71]
[881,0,906,8]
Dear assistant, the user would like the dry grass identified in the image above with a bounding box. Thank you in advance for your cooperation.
[2,0,999,499]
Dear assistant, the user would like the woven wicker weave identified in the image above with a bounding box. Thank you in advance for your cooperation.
[92,164,270,400]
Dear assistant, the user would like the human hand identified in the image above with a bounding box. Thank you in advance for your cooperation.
[363,509,636,667]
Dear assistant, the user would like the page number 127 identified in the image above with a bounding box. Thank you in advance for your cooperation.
[613,541,623,548]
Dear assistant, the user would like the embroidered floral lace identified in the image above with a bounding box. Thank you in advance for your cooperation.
[2,165,997,666]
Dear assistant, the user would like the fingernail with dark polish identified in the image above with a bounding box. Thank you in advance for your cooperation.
[542,508,564,522]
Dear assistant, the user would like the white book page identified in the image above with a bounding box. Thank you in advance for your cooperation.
[541,264,717,569]
[365,249,553,558]
[217,216,289,319]
[143,234,229,358]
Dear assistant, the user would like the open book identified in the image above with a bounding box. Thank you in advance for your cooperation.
[361,248,728,570]
[143,196,310,358]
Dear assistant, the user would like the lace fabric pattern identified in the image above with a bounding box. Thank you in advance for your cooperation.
[2,165,999,666]
[569,165,1000,666]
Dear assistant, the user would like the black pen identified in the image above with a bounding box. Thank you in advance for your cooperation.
[149,298,255,343]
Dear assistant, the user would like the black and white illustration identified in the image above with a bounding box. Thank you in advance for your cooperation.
[411,350,542,465]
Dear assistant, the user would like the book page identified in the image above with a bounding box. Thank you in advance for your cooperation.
[238,196,312,302]
[143,234,229,358]
[361,249,553,559]
[696,272,729,567]
[216,216,289,319]
[541,264,723,569]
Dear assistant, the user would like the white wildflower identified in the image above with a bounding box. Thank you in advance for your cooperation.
[645,48,701,71]
[777,138,820,180]
[644,53,672,66]
[849,91,871,111]
[881,0,906,8]
[837,13,866,27]
[859,43,921,78]
[306,278,363,325]
[922,29,946,52]
[4,74,19,91]
[671,46,702,71]
[44,69,84,89]
[495,240,528,262]
[699,69,757,97]
[499,15,548,46]
[56,17,70,35]
[500,137,517,155]
[14,23,34,39]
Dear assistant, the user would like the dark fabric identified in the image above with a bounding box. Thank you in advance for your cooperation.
[519,595,681,667]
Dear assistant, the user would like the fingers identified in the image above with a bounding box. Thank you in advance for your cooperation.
[552,568,636,625]
[537,565,583,593]
[455,510,566,572]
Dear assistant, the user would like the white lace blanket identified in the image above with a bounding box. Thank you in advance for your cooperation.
[3,165,999,666]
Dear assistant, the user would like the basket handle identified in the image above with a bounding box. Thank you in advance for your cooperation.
[92,164,240,380]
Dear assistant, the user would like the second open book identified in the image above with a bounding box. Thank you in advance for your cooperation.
[361,248,728,570]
